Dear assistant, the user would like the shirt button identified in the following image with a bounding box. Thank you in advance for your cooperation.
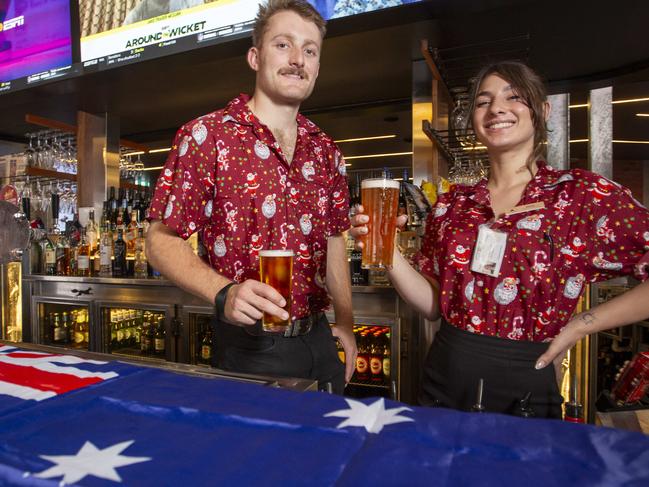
[287,182,291,187]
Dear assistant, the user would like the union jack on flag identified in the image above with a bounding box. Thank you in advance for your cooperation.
[0,344,119,402]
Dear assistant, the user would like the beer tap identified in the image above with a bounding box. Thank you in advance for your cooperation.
[471,378,486,413]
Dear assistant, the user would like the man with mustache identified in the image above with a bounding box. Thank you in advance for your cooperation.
[147,0,356,394]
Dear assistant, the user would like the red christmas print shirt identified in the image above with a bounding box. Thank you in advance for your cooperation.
[148,94,350,319]
[417,162,649,342]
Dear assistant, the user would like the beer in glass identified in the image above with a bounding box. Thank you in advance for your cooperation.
[361,178,400,269]
[259,250,293,332]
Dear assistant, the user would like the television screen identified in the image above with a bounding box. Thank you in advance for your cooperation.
[0,0,75,93]
[79,0,423,70]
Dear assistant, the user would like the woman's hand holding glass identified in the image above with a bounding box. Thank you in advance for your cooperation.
[349,204,408,251]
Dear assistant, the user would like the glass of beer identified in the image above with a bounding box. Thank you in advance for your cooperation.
[361,178,400,270]
[259,250,293,333]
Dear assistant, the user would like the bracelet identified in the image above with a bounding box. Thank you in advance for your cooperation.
[214,282,236,320]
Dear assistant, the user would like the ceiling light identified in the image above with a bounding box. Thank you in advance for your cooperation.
[142,166,164,171]
[636,113,649,117]
[569,139,649,144]
[569,97,649,109]
[124,150,146,156]
[344,151,413,160]
[149,147,171,153]
[334,135,397,143]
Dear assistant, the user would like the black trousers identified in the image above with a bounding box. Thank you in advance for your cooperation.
[211,314,346,395]
[420,321,564,419]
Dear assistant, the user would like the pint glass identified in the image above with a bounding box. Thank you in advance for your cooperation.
[361,178,400,269]
[259,250,293,332]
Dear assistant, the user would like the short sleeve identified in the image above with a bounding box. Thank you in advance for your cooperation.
[327,147,350,237]
[586,181,649,282]
[147,120,216,239]
[414,192,450,281]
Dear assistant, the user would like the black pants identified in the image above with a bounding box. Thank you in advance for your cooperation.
[420,321,564,418]
[211,314,345,394]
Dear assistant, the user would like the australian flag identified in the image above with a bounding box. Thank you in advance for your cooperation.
[1,343,648,486]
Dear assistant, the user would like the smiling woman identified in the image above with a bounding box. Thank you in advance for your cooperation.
[349,60,649,418]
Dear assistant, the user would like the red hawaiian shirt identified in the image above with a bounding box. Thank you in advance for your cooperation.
[418,161,649,342]
[148,94,350,319]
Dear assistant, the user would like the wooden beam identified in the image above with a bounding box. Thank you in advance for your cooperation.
[25,114,149,153]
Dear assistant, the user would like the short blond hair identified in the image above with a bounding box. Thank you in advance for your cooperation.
[252,0,326,48]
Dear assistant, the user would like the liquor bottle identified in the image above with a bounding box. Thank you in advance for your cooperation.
[336,335,345,364]
[86,210,99,273]
[76,229,91,277]
[107,187,117,223]
[125,211,138,275]
[72,310,83,348]
[398,171,409,220]
[140,312,151,354]
[52,313,63,343]
[110,310,118,350]
[355,332,370,383]
[154,317,166,357]
[99,221,113,277]
[370,333,384,384]
[200,328,212,364]
[382,333,391,382]
[55,231,70,276]
[134,227,148,279]
[61,312,72,345]
[112,229,127,277]
[43,228,57,276]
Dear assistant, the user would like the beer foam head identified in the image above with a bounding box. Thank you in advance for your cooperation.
[361,178,400,190]
[259,250,294,257]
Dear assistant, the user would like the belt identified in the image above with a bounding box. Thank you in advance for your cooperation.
[281,311,324,337]
[242,312,324,337]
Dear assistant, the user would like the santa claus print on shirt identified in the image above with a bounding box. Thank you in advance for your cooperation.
[192,121,208,145]
[563,274,585,299]
[434,202,449,218]
[214,234,226,258]
[494,277,519,305]
[300,214,313,235]
[254,140,270,160]
[161,168,173,188]
[535,306,555,333]
[204,200,213,218]
[262,194,277,219]
[288,187,300,206]
[244,173,260,197]
[332,191,346,210]
[516,213,544,235]
[450,244,471,270]
[587,177,613,203]
[596,215,616,244]
[560,237,586,264]
[178,135,191,157]
[296,243,312,263]
[592,252,623,271]
[301,161,316,181]
[249,234,263,259]
[164,195,176,220]
[467,315,483,333]
[464,279,475,303]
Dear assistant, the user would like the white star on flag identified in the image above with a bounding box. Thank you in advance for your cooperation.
[32,440,151,484]
[324,398,414,434]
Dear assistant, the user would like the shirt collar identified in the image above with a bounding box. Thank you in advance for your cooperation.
[460,160,562,205]
[222,94,322,135]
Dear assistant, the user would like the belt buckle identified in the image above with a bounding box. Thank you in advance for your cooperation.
[283,314,315,337]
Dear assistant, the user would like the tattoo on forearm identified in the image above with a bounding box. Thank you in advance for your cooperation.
[580,312,596,327]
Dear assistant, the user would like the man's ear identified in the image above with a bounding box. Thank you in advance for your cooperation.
[247,46,259,72]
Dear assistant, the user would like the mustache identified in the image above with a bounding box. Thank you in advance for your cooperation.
[279,68,307,79]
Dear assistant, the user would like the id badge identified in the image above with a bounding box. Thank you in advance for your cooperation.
[471,224,508,277]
